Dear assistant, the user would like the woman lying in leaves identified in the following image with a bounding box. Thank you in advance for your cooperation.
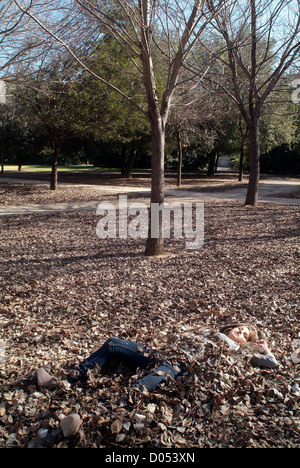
[36,323,278,391]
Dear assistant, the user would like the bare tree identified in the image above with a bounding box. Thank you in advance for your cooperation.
[0,1,25,73]
[11,0,229,256]
[191,0,300,205]
[0,1,57,82]
[167,79,235,184]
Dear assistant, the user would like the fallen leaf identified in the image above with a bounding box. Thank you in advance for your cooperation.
[111,419,123,434]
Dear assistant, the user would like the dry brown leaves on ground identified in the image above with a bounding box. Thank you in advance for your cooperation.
[0,177,247,206]
[0,183,117,206]
[0,201,299,448]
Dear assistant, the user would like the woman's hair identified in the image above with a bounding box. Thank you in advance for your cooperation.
[219,322,259,343]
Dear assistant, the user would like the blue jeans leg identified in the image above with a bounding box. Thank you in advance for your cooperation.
[76,338,156,379]
[133,362,183,392]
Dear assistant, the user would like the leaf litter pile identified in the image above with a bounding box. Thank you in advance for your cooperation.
[0,201,299,448]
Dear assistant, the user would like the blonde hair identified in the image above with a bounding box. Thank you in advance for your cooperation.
[219,323,258,343]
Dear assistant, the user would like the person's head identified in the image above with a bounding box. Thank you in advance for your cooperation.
[220,323,257,345]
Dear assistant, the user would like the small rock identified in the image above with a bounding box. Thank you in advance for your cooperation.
[36,368,57,388]
[291,349,300,365]
[60,413,82,438]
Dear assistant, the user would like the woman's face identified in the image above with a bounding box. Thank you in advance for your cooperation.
[228,326,250,344]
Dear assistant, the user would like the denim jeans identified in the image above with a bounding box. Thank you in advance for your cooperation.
[74,337,182,392]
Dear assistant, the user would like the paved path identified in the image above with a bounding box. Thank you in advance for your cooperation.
[0,176,299,216]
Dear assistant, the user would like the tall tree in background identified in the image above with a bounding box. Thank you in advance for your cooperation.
[11,0,229,256]
[15,59,109,189]
[197,0,300,205]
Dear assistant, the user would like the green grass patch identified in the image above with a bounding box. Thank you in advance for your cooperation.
[2,165,151,173]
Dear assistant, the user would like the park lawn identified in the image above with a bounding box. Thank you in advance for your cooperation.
[0,201,299,448]
[1,165,122,173]
[1,165,152,173]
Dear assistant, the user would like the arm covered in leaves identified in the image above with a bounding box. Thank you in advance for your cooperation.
[250,353,278,369]
[250,340,278,369]
[219,334,278,369]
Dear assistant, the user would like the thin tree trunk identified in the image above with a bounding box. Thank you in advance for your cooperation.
[124,145,137,179]
[245,118,260,206]
[50,140,59,190]
[144,118,165,256]
[214,152,219,173]
[239,144,244,182]
[238,117,248,182]
[207,149,217,177]
[177,130,183,187]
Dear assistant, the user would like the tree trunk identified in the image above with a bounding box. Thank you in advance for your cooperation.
[50,140,59,190]
[207,149,217,177]
[124,145,137,179]
[121,143,126,176]
[238,116,247,182]
[238,144,244,182]
[245,118,260,206]
[177,130,183,187]
[238,131,247,183]
[214,152,219,173]
[144,118,165,256]
[245,1,260,206]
